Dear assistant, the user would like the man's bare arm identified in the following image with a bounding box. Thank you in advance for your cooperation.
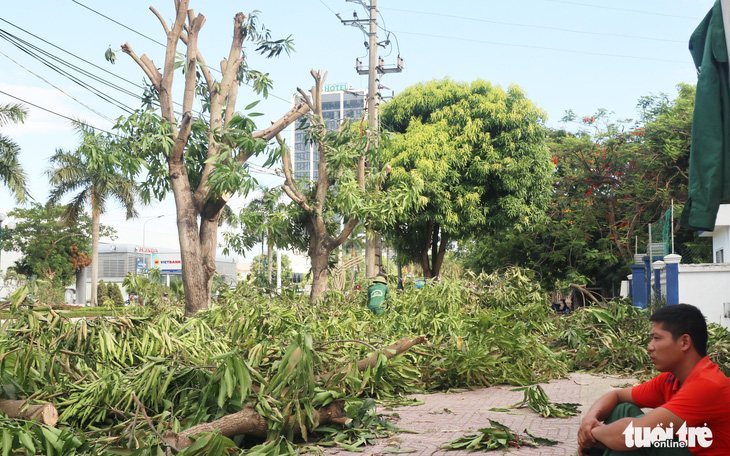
[578,387,634,450]
[592,407,684,451]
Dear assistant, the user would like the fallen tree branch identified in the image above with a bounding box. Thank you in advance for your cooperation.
[317,335,429,382]
[0,399,58,426]
[315,339,377,351]
[162,400,349,451]
[356,335,429,372]
[569,283,607,309]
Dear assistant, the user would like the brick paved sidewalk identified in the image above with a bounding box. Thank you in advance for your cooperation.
[321,373,638,456]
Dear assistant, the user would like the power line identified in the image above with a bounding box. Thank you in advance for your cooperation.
[0,18,200,121]
[0,29,138,116]
[0,17,147,91]
[380,7,686,44]
[0,49,115,122]
[543,0,702,20]
[70,0,295,106]
[70,0,167,47]
[391,30,688,64]
[0,89,116,136]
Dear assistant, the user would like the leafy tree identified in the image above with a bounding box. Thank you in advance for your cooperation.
[222,187,303,284]
[108,282,125,306]
[117,1,310,317]
[279,71,417,302]
[459,85,697,294]
[47,125,138,306]
[380,78,553,278]
[4,204,94,287]
[0,103,31,203]
[250,253,292,287]
[97,280,108,304]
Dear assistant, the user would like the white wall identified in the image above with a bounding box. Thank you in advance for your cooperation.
[700,204,730,263]
[678,263,730,328]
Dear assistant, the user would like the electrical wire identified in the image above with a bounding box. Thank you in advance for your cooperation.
[543,0,702,20]
[0,89,116,136]
[380,7,687,44]
[0,18,146,91]
[391,30,688,64]
[0,19,199,121]
[70,0,296,106]
[70,0,167,47]
[0,29,138,115]
[0,49,115,122]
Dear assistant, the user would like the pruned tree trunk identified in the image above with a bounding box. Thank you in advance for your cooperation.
[309,238,331,304]
[569,283,607,308]
[0,399,58,426]
[163,401,349,451]
[280,70,363,304]
[122,3,309,317]
[356,335,428,371]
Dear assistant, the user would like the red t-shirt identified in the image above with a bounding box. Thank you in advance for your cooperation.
[631,356,730,455]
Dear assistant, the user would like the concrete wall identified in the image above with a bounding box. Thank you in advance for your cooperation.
[678,263,730,328]
[699,204,730,264]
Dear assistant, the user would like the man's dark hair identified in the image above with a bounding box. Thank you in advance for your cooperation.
[649,304,708,357]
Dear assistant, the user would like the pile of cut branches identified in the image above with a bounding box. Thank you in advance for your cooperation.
[2,268,729,454]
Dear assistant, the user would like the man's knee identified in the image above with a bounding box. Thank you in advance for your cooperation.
[606,402,644,424]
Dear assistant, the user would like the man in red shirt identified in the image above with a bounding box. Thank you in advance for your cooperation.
[577,304,730,455]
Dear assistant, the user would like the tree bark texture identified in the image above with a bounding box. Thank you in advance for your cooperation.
[162,401,349,451]
[0,399,58,426]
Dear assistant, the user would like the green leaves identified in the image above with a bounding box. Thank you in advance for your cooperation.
[507,385,579,418]
[442,419,558,451]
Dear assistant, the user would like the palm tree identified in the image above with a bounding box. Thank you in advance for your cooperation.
[0,103,31,203]
[47,124,138,305]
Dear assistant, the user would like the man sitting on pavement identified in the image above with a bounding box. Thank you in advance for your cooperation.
[578,303,730,455]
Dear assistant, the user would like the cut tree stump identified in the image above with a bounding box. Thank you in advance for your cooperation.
[0,399,58,426]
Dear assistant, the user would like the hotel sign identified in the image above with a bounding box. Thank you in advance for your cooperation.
[323,83,349,92]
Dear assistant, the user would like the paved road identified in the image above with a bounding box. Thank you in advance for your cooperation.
[323,373,638,456]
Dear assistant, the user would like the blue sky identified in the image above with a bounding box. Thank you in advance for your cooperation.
[0,0,714,249]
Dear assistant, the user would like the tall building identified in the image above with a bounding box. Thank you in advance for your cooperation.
[291,86,367,181]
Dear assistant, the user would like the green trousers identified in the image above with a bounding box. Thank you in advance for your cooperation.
[599,403,693,456]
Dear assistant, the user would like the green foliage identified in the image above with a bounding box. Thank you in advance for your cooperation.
[109,282,125,307]
[442,419,558,451]
[508,385,579,418]
[97,280,108,304]
[459,84,698,293]
[249,253,292,287]
[4,204,96,287]
[380,78,552,277]
[0,103,31,203]
[2,269,729,454]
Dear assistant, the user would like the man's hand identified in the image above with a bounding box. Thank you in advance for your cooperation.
[577,416,602,451]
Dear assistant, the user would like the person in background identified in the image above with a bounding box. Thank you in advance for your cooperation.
[367,275,389,316]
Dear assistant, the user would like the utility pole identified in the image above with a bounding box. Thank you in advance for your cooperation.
[365,0,379,279]
[339,0,403,278]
